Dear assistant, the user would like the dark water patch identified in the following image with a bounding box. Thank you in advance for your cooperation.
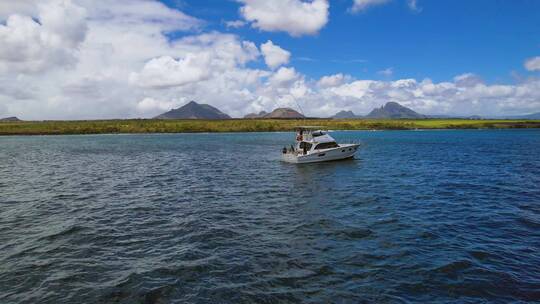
[419,230,439,240]
[337,227,373,240]
[39,225,87,241]
[517,215,540,229]
[468,250,493,261]
[433,259,474,277]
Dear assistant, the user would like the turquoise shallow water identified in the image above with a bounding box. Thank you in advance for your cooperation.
[1,129,539,303]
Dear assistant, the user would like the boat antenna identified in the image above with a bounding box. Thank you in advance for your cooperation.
[288,93,306,119]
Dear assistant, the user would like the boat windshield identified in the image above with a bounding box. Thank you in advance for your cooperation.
[314,142,339,150]
[312,131,326,137]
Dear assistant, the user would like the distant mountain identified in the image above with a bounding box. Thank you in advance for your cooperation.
[427,113,540,120]
[427,114,457,119]
[0,116,21,122]
[244,111,268,119]
[505,112,540,119]
[519,112,540,119]
[263,108,304,119]
[332,110,362,119]
[154,101,230,119]
[366,102,426,119]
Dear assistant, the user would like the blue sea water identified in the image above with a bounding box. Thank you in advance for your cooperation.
[1,129,539,303]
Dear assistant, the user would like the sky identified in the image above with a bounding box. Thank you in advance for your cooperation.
[0,0,539,119]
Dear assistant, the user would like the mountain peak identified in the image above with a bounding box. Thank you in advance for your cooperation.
[332,110,361,119]
[0,116,21,122]
[244,111,268,119]
[154,101,230,120]
[243,108,304,119]
[264,108,304,119]
[384,101,401,108]
[366,102,425,119]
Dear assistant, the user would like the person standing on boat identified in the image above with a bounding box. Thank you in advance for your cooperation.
[296,130,303,142]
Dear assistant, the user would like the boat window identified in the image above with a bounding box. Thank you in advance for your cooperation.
[312,131,325,137]
[299,142,313,150]
[315,142,339,150]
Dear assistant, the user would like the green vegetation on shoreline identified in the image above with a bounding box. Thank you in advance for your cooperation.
[1,119,539,135]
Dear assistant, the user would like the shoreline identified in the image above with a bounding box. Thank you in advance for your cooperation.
[1,119,540,136]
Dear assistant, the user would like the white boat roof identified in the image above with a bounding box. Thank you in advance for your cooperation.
[306,133,335,143]
[295,126,326,130]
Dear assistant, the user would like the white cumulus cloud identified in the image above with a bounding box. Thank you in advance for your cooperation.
[453,73,483,87]
[351,0,389,12]
[0,0,538,120]
[225,20,246,28]
[239,0,329,36]
[0,1,38,20]
[260,40,290,69]
[136,97,179,115]
[130,54,212,88]
[318,73,349,87]
[407,0,422,12]
[377,67,393,77]
[351,0,421,13]
[0,0,87,73]
[269,67,300,86]
[524,56,540,71]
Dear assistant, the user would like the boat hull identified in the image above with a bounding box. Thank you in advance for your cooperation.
[282,144,360,164]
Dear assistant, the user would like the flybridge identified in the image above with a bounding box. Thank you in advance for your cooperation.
[294,127,334,144]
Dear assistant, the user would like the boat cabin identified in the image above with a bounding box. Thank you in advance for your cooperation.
[293,127,340,155]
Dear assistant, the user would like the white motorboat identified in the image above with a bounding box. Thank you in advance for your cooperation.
[282,127,360,163]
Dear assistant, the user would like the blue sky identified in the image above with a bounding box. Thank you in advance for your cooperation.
[164,0,540,83]
[1,0,539,119]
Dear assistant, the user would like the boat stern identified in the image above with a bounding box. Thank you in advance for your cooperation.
[282,152,300,163]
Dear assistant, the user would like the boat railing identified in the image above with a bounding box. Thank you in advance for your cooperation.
[297,133,313,141]
[286,145,299,155]
[339,139,362,146]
